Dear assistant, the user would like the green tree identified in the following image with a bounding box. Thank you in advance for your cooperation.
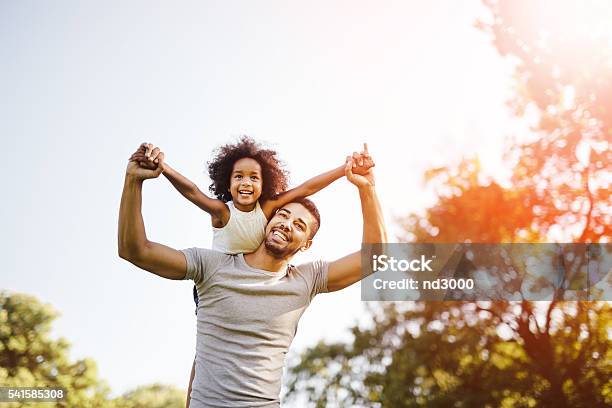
[121,383,186,408]
[0,291,186,408]
[286,302,611,407]
[0,291,124,408]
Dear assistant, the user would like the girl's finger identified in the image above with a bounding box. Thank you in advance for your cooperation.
[132,145,147,160]
[353,151,364,167]
[359,151,371,163]
[345,158,354,177]
[363,142,369,153]
[352,151,361,167]
[149,147,160,161]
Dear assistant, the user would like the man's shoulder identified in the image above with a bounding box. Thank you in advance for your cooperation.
[182,247,236,255]
[181,247,242,283]
[291,259,329,296]
[293,258,327,269]
[181,247,237,267]
[292,259,329,277]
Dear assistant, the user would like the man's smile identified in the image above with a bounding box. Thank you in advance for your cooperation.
[271,228,289,242]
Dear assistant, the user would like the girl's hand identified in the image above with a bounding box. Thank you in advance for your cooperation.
[126,147,165,180]
[349,143,375,176]
[345,155,375,188]
[129,143,165,171]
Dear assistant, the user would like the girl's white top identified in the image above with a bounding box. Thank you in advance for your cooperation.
[212,201,268,254]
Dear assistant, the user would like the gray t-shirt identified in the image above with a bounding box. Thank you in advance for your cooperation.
[181,248,329,408]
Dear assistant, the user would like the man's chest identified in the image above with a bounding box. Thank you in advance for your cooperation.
[198,272,311,333]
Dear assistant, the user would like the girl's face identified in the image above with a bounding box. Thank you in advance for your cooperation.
[229,157,263,211]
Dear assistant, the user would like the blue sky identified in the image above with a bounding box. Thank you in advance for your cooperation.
[1,0,524,396]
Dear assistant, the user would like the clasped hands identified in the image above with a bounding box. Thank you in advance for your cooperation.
[127,142,375,187]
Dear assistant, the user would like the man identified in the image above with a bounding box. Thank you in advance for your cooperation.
[118,145,387,407]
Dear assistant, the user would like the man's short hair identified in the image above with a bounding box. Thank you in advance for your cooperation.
[291,198,321,239]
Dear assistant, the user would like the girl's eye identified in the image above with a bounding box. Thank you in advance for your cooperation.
[250,176,259,181]
[235,175,242,179]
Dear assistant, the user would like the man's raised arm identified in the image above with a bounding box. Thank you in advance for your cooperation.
[118,147,187,280]
[327,147,387,292]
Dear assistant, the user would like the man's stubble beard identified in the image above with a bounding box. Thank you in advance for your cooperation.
[264,236,301,259]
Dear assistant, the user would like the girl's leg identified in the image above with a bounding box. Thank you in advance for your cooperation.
[186,359,196,408]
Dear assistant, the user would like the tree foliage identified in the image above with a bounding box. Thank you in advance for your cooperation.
[121,383,186,408]
[397,158,533,243]
[285,1,612,406]
[0,291,185,408]
[286,302,611,407]
[478,0,612,243]
[0,291,116,408]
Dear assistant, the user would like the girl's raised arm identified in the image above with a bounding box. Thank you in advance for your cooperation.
[261,143,374,219]
[162,164,229,227]
[132,143,229,227]
[261,164,345,219]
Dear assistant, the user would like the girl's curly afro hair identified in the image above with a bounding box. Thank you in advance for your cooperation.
[207,136,289,202]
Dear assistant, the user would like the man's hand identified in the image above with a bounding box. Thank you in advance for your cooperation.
[129,142,165,171]
[345,144,375,188]
[126,143,165,180]
[327,143,385,292]
[349,143,375,176]
[119,144,187,280]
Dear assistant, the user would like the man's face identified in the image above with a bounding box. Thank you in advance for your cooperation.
[229,157,263,209]
[264,203,315,258]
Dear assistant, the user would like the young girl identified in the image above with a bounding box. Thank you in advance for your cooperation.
[130,137,372,407]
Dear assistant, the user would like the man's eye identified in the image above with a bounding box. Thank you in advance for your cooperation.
[295,223,304,231]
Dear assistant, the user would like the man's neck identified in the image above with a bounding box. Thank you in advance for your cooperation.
[243,245,289,273]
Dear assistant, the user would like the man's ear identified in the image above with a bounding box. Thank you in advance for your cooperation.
[300,240,313,252]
